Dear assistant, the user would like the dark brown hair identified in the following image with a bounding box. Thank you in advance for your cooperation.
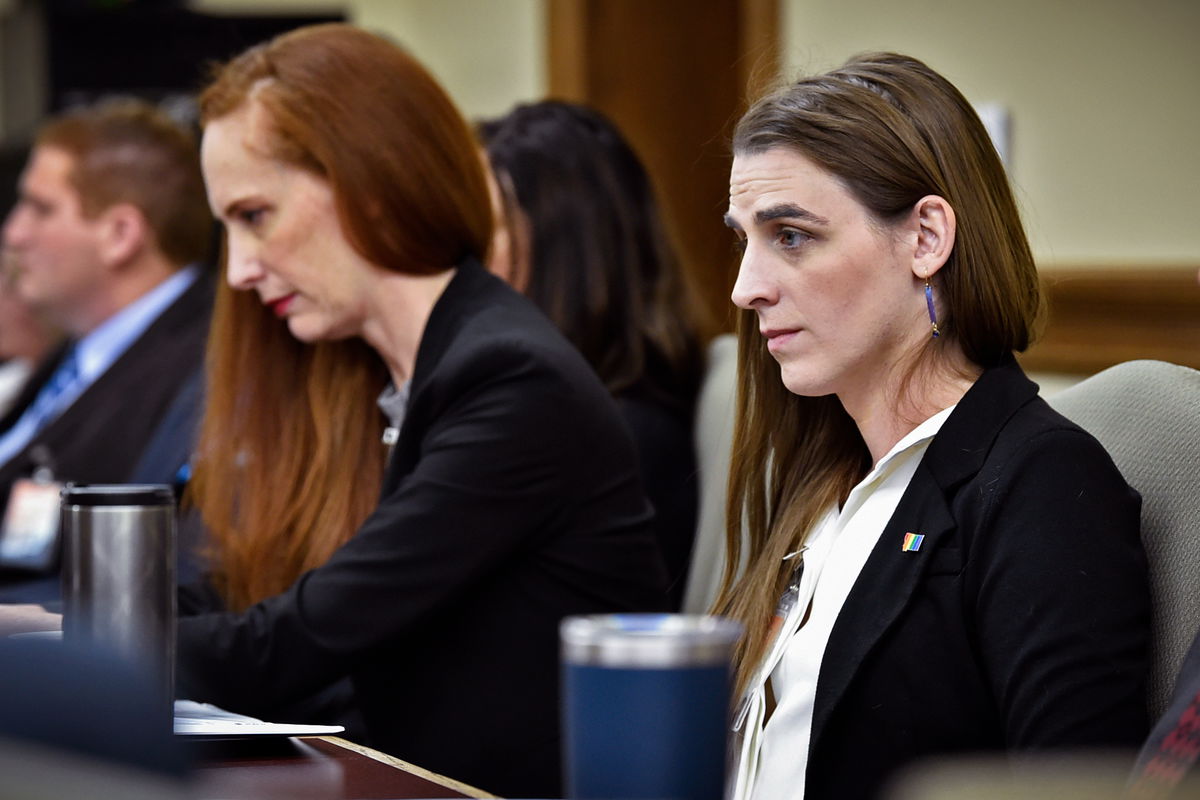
[479,101,708,413]
[36,98,212,267]
[714,52,1043,694]
[189,23,492,610]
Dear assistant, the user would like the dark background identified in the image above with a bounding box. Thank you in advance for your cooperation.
[0,0,345,215]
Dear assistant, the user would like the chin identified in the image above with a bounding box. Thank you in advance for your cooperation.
[285,318,328,344]
[778,363,837,398]
[287,317,360,345]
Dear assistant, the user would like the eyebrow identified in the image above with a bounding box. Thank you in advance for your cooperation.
[755,203,829,226]
[723,202,830,232]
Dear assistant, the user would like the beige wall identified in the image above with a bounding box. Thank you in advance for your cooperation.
[781,0,1200,266]
[189,0,547,121]
[352,0,546,120]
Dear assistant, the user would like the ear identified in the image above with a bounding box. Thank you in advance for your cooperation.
[95,203,149,268]
[910,194,956,280]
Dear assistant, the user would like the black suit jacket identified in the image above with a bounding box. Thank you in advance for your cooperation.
[177,259,668,798]
[615,387,698,609]
[0,273,212,500]
[803,360,1150,799]
[0,273,211,594]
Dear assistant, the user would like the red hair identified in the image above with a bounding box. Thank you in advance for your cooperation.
[189,24,492,610]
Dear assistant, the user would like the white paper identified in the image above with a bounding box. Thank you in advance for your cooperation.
[173,700,345,736]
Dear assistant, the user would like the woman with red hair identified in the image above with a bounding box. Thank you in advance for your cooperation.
[178,24,666,796]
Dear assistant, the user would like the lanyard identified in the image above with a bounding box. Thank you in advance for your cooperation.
[733,546,809,732]
[728,547,814,800]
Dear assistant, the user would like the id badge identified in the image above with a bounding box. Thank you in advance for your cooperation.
[0,477,64,571]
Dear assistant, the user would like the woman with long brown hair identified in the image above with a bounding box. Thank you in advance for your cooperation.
[479,101,709,608]
[718,53,1149,798]
[175,24,666,797]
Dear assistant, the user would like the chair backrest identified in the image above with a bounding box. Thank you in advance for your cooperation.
[1047,359,1200,718]
[682,334,740,614]
[885,752,1158,800]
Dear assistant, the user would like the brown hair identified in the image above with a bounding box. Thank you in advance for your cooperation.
[36,98,212,267]
[713,52,1043,695]
[189,23,492,610]
[479,100,709,414]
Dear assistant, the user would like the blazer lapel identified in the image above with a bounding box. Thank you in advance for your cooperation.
[379,257,492,496]
[807,358,1041,752]
[28,274,212,454]
[808,463,957,748]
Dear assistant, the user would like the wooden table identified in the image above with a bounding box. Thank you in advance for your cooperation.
[189,736,496,800]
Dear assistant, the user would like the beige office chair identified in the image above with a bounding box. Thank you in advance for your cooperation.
[682,334,741,614]
[1047,359,1200,718]
[885,751,1195,800]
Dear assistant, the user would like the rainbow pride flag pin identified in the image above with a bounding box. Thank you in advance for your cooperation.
[902,532,925,552]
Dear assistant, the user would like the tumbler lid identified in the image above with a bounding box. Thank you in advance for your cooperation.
[60,484,175,507]
[561,614,743,668]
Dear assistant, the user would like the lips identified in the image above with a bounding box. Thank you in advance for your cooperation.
[761,327,800,353]
[265,294,296,317]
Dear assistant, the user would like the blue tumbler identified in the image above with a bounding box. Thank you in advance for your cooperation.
[561,614,743,800]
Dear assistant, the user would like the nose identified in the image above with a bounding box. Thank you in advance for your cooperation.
[730,243,775,311]
[224,236,264,291]
[2,205,30,249]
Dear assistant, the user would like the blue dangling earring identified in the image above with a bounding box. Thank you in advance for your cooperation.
[924,279,940,338]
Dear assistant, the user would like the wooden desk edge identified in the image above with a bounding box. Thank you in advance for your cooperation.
[311,736,500,799]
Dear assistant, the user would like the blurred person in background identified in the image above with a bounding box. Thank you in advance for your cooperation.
[479,101,708,608]
[0,254,59,418]
[174,24,666,798]
[719,52,1149,799]
[0,99,213,599]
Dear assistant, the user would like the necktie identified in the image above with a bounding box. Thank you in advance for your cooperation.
[0,346,80,469]
[22,346,80,435]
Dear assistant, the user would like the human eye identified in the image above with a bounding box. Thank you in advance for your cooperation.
[225,201,268,231]
[731,231,747,256]
[237,206,266,228]
[776,227,812,251]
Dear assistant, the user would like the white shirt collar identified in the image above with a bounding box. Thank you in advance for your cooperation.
[75,266,199,382]
[856,404,957,490]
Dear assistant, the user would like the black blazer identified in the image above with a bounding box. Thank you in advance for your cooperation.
[0,273,211,597]
[804,360,1150,799]
[0,272,212,502]
[615,387,698,609]
[177,260,668,798]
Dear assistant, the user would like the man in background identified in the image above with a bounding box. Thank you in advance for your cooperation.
[0,256,58,418]
[0,99,212,597]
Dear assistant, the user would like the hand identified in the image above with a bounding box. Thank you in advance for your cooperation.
[0,603,63,636]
